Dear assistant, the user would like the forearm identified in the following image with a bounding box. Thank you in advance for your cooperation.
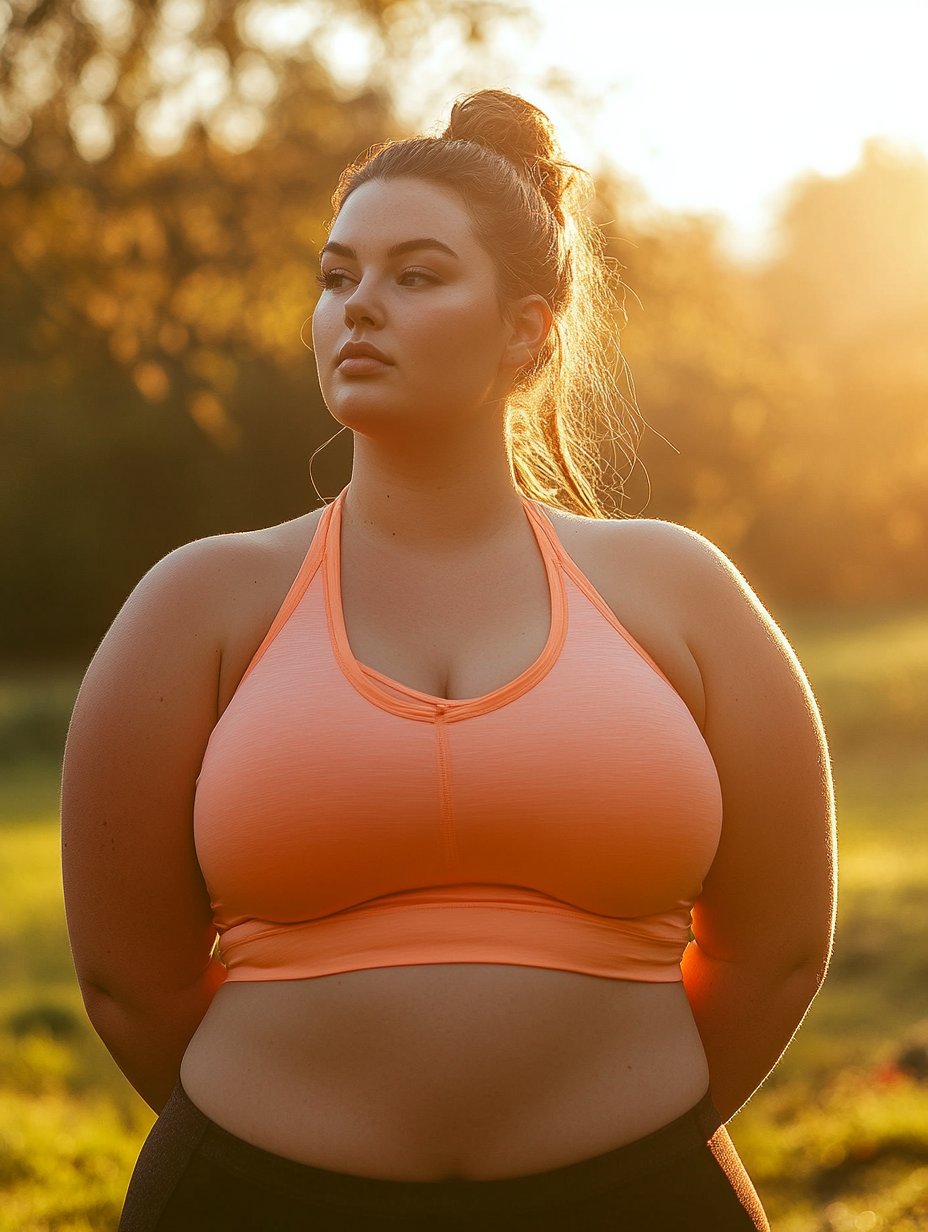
[682,940,825,1120]
[80,957,227,1112]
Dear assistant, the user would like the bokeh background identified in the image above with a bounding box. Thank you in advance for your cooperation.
[1,0,926,1228]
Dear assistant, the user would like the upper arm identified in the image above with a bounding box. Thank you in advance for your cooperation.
[61,541,234,1007]
[660,528,836,974]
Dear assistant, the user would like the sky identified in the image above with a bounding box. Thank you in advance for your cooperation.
[452,0,928,254]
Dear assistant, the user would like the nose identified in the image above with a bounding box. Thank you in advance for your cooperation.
[343,276,383,330]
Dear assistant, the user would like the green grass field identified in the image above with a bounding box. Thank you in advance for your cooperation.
[1,608,926,1231]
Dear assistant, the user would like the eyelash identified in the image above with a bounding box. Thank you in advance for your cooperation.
[399,268,437,287]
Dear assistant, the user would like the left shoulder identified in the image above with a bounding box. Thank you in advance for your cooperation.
[619,518,801,675]
[546,509,755,608]
[542,507,815,731]
[546,508,782,644]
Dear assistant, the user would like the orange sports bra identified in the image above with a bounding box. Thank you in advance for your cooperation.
[194,491,722,984]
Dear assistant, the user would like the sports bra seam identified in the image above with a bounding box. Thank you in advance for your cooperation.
[434,716,461,877]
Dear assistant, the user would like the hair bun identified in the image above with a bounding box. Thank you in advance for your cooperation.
[441,90,573,223]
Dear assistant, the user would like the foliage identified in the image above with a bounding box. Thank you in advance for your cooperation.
[736,1070,928,1187]
[614,141,928,605]
[780,609,928,754]
[1,1,927,656]
[0,1089,150,1232]
[1,669,84,763]
[0,0,513,658]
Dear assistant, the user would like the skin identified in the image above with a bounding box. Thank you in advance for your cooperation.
[61,177,836,1182]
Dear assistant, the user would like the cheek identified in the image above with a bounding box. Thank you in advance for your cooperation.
[311,299,338,359]
[402,294,504,376]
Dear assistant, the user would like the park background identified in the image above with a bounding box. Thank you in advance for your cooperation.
[1,0,926,1227]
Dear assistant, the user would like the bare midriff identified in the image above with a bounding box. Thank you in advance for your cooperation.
[179,964,709,1182]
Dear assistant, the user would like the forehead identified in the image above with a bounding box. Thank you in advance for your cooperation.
[328,178,479,254]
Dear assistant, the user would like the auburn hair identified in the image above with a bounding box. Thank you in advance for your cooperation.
[331,90,639,518]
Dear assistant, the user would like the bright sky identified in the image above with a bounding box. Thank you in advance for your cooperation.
[481,0,928,253]
[92,0,927,254]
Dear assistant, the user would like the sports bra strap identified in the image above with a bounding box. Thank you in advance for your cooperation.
[234,494,341,696]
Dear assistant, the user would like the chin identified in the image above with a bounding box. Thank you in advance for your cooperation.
[326,391,422,434]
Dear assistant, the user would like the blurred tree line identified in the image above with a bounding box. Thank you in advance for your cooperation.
[618,141,928,608]
[1,0,926,660]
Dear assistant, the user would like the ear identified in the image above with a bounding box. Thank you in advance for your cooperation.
[500,295,553,372]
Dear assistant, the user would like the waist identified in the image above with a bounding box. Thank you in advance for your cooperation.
[180,966,711,1179]
[214,885,694,984]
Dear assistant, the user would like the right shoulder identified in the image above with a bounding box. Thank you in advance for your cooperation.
[128,509,326,626]
[118,510,325,645]
[88,508,327,717]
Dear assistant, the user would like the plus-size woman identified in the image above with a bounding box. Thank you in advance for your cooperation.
[62,91,835,1231]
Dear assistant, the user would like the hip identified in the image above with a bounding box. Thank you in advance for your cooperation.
[119,1080,769,1231]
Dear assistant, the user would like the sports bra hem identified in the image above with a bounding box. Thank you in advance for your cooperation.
[218,898,694,956]
[220,959,686,985]
[215,896,692,985]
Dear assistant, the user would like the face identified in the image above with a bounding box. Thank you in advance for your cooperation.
[311,178,548,439]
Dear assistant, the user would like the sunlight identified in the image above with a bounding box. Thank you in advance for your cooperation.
[237,0,328,55]
[466,0,928,252]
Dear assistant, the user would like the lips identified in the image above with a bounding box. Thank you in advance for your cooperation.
[337,340,392,374]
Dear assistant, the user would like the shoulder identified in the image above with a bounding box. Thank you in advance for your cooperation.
[543,505,768,635]
[584,515,816,738]
[542,507,810,727]
[113,509,326,661]
[546,508,779,648]
[547,508,750,604]
[89,508,326,716]
[132,509,325,618]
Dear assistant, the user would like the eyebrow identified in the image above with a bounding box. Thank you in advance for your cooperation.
[320,238,460,260]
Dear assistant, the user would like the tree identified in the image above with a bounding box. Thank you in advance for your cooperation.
[0,0,511,657]
[2,10,926,659]
[615,143,928,605]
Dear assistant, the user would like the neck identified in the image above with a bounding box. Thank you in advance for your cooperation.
[343,412,526,550]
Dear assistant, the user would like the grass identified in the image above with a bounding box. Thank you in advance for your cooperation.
[1,608,926,1231]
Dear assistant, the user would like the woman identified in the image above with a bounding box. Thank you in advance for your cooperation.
[62,90,835,1231]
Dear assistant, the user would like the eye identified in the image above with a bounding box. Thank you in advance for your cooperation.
[398,267,439,288]
[316,269,352,290]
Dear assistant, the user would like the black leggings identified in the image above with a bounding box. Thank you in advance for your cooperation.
[119,1083,769,1231]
